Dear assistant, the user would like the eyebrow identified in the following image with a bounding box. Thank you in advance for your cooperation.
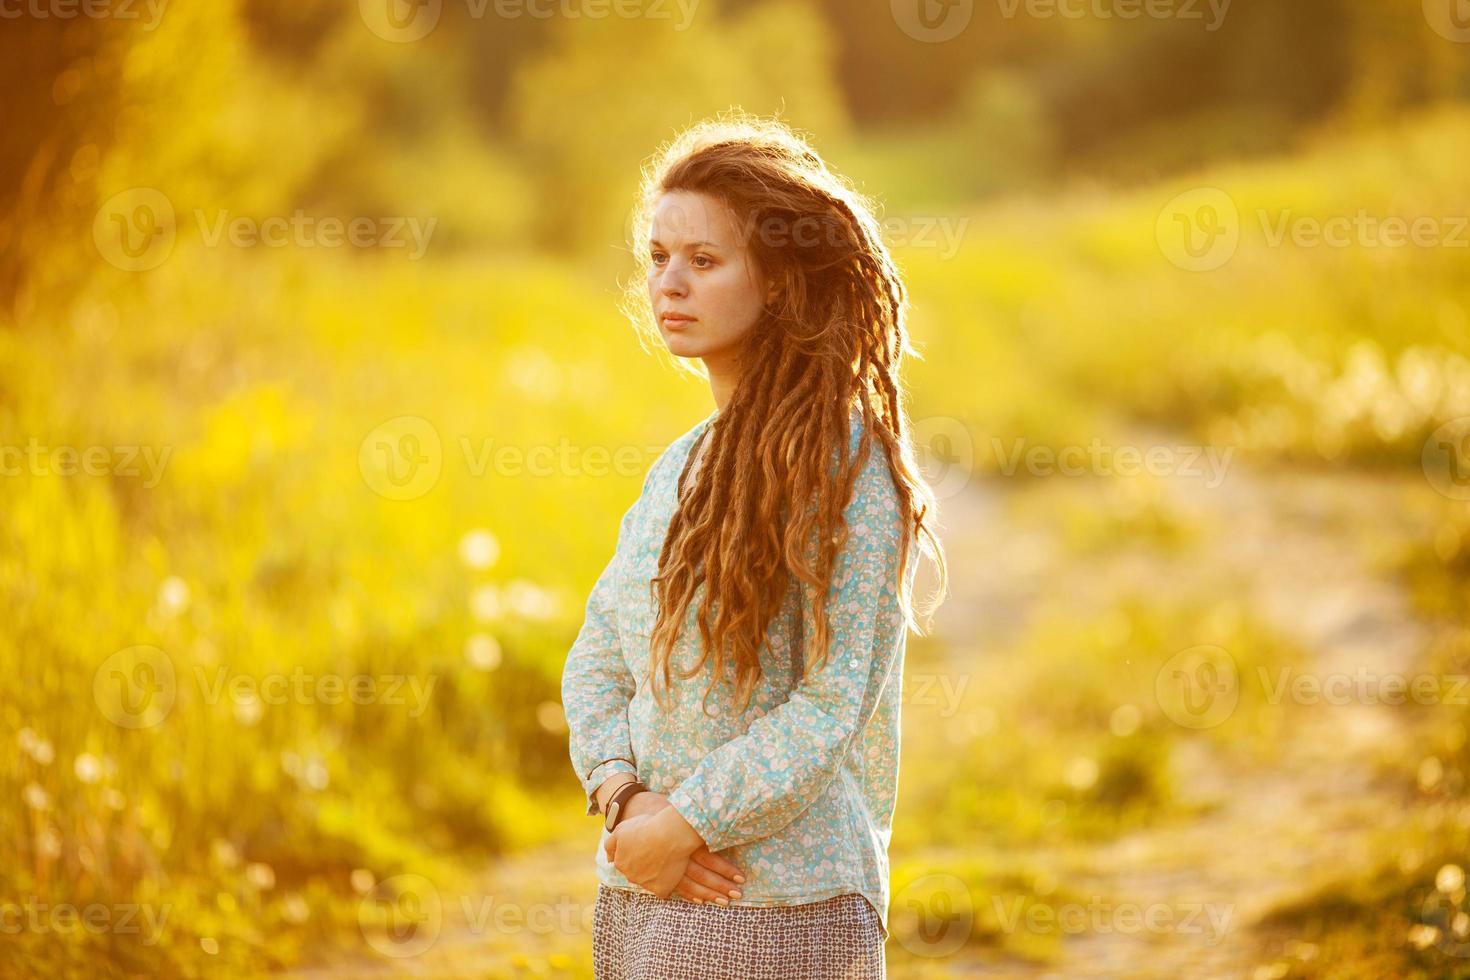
[649,238,724,250]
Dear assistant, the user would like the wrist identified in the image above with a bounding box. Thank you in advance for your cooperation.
[594,773,637,813]
[651,802,705,855]
[622,790,670,821]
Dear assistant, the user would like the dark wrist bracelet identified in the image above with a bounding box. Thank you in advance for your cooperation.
[603,780,648,833]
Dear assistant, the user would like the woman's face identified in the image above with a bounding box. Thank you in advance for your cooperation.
[647,190,771,364]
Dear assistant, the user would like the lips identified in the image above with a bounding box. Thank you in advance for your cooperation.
[660,312,696,323]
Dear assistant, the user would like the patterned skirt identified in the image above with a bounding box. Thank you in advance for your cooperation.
[592,884,886,979]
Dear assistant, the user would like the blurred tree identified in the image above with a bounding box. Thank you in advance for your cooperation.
[0,17,132,312]
[239,0,345,62]
[506,0,850,255]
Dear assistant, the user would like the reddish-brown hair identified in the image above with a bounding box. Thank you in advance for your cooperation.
[621,112,949,712]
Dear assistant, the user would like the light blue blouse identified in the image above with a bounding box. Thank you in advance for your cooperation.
[561,408,914,936]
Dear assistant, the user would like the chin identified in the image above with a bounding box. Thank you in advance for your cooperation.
[663,334,708,359]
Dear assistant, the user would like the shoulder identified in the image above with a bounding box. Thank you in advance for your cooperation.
[640,412,715,493]
[834,413,904,554]
[846,412,899,501]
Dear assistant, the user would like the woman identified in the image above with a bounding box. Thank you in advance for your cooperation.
[561,113,948,979]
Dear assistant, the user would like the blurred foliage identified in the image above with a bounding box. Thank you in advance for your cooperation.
[1,0,1468,975]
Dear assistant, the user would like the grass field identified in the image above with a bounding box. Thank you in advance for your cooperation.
[4,104,1468,977]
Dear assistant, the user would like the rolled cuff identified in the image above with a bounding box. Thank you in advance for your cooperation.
[667,778,726,851]
[583,759,639,816]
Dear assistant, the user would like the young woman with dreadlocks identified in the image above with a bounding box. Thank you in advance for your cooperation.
[561,114,948,979]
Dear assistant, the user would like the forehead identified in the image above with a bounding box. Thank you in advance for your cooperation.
[649,191,745,247]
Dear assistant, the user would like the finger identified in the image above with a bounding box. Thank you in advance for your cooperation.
[677,875,731,905]
[672,883,706,904]
[690,849,746,884]
[682,862,743,899]
[603,834,616,861]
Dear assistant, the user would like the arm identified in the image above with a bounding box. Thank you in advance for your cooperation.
[561,494,644,817]
[665,445,911,852]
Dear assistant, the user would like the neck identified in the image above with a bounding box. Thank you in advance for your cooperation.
[702,351,741,415]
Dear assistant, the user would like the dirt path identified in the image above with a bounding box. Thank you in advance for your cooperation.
[919,444,1430,978]
[281,446,1435,979]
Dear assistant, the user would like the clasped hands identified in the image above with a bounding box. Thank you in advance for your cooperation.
[603,791,746,905]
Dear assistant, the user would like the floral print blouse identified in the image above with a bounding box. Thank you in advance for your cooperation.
[560,407,915,937]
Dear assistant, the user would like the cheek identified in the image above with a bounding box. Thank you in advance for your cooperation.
[708,270,765,326]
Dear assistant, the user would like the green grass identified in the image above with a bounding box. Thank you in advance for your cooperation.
[5,104,1470,976]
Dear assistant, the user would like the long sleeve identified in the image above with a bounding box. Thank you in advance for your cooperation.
[561,495,642,817]
[666,444,911,852]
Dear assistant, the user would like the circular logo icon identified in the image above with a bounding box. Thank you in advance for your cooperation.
[359,0,442,42]
[93,188,176,272]
[892,871,974,958]
[1156,187,1239,272]
[912,415,975,500]
[1424,0,1470,42]
[1421,889,1470,958]
[1156,644,1239,730]
[359,873,443,959]
[1423,417,1470,500]
[94,645,177,729]
[359,416,443,501]
[891,0,974,43]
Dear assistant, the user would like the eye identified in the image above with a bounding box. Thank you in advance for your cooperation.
[692,254,714,269]
[650,250,667,265]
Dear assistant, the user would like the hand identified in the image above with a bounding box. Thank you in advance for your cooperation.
[612,793,746,904]
[620,789,672,822]
[603,806,707,899]
[673,847,746,906]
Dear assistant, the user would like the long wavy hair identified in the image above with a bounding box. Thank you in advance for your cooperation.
[621,113,949,713]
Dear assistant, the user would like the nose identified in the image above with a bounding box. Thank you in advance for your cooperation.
[656,261,689,298]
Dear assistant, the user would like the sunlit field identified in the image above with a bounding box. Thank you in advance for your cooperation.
[4,2,1470,977]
